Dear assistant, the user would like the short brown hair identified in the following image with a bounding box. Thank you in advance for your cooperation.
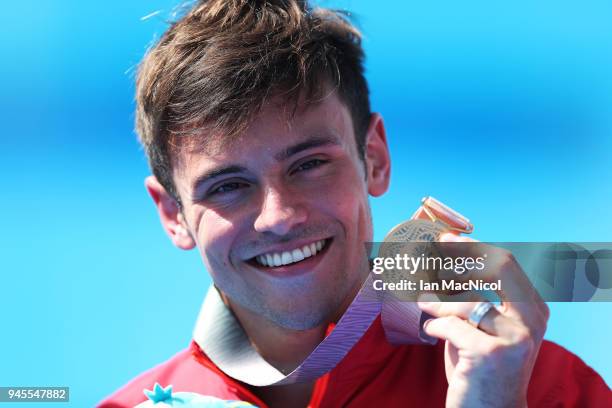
[135,0,371,204]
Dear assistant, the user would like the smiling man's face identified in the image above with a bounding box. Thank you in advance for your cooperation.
[147,91,390,330]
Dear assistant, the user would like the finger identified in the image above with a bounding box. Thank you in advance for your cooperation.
[437,233,548,330]
[440,234,548,326]
[423,315,493,350]
[418,295,516,338]
[438,234,538,302]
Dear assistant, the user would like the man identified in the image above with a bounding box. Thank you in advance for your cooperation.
[100,0,610,406]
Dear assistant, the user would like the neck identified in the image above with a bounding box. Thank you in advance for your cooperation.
[219,274,367,408]
[221,272,365,374]
[224,296,327,374]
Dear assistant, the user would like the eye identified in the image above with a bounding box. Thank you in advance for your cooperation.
[209,181,249,195]
[294,158,327,173]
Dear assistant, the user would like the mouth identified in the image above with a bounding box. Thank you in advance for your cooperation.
[248,238,331,269]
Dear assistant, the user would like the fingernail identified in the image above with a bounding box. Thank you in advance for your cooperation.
[422,318,434,330]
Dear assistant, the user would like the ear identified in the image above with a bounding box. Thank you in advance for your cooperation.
[145,176,196,250]
[364,113,391,197]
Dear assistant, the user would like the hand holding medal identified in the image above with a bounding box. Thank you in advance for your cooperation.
[406,197,549,408]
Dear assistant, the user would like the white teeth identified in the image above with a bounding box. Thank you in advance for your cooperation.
[281,251,292,265]
[292,248,305,262]
[273,253,282,266]
[254,239,327,267]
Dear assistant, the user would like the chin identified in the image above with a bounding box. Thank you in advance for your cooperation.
[263,303,334,331]
[259,285,351,330]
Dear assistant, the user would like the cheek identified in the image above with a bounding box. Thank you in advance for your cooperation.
[310,170,370,237]
[194,209,238,269]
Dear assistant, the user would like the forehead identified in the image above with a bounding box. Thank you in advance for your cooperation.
[176,90,356,172]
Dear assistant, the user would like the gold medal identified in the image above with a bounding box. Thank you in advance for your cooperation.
[378,197,474,302]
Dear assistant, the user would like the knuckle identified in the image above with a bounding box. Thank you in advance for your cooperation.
[444,315,463,326]
[482,341,504,355]
[509,324,530,343]
[499,250,518,270]
[457,301,476,317]
[486,326,535,357]
[509,328,536,358]
[532,304,550,339]
[486,249,517,276]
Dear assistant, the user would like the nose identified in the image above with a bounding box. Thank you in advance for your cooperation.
[253,186,307,236]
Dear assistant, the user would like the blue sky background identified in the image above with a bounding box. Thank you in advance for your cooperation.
[1,1,610,406]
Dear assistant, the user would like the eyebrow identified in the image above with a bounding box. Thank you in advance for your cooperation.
[274,134,341,161]
[192,134,341,193]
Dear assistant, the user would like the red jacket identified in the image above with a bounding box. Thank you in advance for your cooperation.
[99,316,611,407]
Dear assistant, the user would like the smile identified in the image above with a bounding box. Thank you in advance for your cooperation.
[254,239,329,267]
